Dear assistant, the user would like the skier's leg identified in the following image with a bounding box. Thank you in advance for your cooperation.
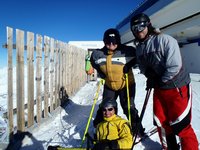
[153,89,176,150]
[154,85,198,150]
[171,85,198,150]
[119,83,145,136]
[178,124,198,150]
[166,133,180,150]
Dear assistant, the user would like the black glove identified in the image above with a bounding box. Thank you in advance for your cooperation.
[144,67,158,79]
[123,58,137,73]
[145,67,159,90]
[93,141,110,150]
[146,78,156,90]
[93,140,118,150]
[123,65,129,73]
[109,140,119,149]
[47,145,61,150]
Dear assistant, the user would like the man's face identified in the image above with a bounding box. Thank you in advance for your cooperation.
[105,43,118,51]
[131,21,149,40]
[134,26,148,40]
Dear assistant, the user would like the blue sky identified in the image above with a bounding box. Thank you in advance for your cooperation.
[0,0,144,68]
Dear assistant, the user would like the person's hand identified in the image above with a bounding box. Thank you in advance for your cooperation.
[93,140,118,150]
[100,79,105,85]
[93,141,110,150]
[144,68,158,79]
[47,145,61,150]
[146,78,155,90]
[124,58,137,73]
[123,65,129,73]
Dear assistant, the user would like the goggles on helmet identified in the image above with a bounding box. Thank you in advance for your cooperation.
[131,22,148,33]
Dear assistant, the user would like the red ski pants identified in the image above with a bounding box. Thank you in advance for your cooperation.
[153,84,199,150]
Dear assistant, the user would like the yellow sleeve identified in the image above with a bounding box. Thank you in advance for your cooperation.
[117,122,133,149]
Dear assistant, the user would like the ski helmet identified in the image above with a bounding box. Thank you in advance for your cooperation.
[100,98,117,110]
[103,28,121,45]
[130,13,151,33]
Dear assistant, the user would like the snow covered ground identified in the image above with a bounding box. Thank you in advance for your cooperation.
[1,69,200,149]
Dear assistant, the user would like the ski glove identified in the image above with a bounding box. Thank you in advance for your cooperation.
[123,58,137,73]
[100,79,105,85]
[146,78,156,90]
[145,68,160,90]
[123,65,129,73]
[93,140,119,150]
[47,145,61,150]
[144,67,158,79]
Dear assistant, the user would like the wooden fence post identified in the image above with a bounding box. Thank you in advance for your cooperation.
[50,38,55,112]
[16,29,25,131]
[36,34,42,123]
[44,36,50,117]
[59,41,62,107]
[7,27,14,134]
[54,41,59,107]
[27,31,35,127]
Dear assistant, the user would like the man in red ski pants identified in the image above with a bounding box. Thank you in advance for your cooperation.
[130,13,199,150]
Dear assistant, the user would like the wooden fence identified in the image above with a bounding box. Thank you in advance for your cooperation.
[5,27,87,135]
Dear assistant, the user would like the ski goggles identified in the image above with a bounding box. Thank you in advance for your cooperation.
[104,36,117,45]
[102,107,114,112]
[131,22,148,33]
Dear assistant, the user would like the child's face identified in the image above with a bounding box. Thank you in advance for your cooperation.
[102,107,115,118]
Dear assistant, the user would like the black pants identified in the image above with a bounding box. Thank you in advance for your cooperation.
[93,83,144,135]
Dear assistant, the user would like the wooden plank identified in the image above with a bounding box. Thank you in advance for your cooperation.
[44,36,50,117]
[54,41,59,107]
[63,43,67,89]
[16,29,25,131]
[58,42,63,107]
[71,47,75,94]
[69,45,73,95]
[27,31,35,127]
[50,38,54,112]
[7,27,14,134]
[3,44,43,51]
[65,44,70,96]
[36,34,42,123]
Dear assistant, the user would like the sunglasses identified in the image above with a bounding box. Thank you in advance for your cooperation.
[102,107,114,112]
[131,22,148,33]
[104,37,117,45]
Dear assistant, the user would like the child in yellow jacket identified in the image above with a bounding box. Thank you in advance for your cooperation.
[93,98,133,150]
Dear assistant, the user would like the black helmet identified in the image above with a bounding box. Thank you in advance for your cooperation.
[103,28,121,45]
[131,13,150,25]
[130,13,151,33]
[100,98,117,109]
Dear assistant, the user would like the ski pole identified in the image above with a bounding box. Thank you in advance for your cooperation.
[81,79,104,147]
[125,73,131,125]
[132,88,152,149]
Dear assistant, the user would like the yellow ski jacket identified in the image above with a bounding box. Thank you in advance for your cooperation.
[96,114,133,149]
[90,45,136,91]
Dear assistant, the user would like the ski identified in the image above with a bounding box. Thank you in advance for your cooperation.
[134,127,157,145]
